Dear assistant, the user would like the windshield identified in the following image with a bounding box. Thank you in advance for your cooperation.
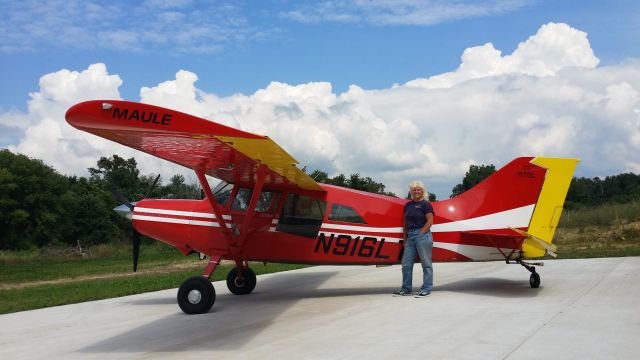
[212,180,233,205]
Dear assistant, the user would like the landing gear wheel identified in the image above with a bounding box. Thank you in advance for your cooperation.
[529,271,541,288]
[226,267,257,295]
[178,276,215,314]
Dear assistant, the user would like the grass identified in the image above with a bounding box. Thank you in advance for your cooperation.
[0,243,197,284]
[559,201,640,228]
[554,201,640,258]
[0,242,307,314]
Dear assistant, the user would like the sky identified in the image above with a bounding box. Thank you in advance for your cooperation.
[1,0,640,199]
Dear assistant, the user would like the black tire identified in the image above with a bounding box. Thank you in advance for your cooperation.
[530,271,541,288]
[226,267,257,295]
[177,276,215,314]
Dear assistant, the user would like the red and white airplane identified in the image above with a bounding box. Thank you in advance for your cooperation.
[66,100,579,314]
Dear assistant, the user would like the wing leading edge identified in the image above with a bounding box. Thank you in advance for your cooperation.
[65,100,323,192]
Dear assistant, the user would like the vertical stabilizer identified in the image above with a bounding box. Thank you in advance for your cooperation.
[523,157,580,258]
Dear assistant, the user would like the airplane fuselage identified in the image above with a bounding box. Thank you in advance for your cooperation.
[133,156,547,266]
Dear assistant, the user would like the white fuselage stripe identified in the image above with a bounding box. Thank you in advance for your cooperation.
[135,207,231,220]
[320,224,403,233]
[133,214,220,227]
[431,204,534,232]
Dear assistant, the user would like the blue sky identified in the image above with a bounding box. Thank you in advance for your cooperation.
[1,0,640,197]
[2,0,638,110]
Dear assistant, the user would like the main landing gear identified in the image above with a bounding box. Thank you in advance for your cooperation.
[177,276,216,314]
[226,267,257,295]
[177,263,257,314]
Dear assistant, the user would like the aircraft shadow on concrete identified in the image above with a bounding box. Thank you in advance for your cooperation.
[81,270,538,354]
[81,270,380,354]
[436,277,540,298]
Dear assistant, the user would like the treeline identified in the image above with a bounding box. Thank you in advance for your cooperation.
[449,162,640,208]
[565,174,640,208]
[0,150,200,250]
[309,170,395,196]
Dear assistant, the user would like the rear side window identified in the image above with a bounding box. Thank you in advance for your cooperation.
[328,204,366,224]
[277,193,327,238]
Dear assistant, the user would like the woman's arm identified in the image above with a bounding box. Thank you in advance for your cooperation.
[421,212,433,234]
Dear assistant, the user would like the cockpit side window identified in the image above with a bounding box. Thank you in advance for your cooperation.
[231,187,281,213]
[328,204,366,224]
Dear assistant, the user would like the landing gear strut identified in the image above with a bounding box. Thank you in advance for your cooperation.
[521,261,542,288]
[509,258,543,288]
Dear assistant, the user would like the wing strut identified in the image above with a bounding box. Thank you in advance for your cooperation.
[234,164,268,251]
[195,169,232,238]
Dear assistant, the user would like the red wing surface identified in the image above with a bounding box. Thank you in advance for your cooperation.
[66,100,323,192]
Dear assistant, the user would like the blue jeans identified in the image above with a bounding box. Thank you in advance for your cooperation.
[401,229,433,293]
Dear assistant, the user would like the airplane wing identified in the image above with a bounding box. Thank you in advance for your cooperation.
[65,100,324,192]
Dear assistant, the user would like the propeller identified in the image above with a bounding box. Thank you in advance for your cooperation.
[132,230,141,272]
[111,189,134,211]
[111,174,161,272]
[143,174,161,199]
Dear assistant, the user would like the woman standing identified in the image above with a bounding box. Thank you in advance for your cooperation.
[394,181,434,298]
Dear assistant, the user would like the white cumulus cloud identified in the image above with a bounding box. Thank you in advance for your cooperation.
[2,22,639,198]
[406,23,599,88]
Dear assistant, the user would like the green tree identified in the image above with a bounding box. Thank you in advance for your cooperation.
[566,173,640,206]
[309,170,329,183]
[57,177,123,246]
[0,150,69,249]
[163,174,201,199]
[88,155,142,199]
[451,164,496,198]
[309,169,396,196]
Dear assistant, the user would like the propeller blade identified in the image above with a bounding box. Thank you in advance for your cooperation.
[144,174,161,199]
[133,231,141,272]
[110,188,134,211]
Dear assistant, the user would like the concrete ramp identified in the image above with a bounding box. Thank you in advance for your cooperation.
[1,257,638,359]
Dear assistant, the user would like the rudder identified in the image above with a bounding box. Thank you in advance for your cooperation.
[522,157,580,258]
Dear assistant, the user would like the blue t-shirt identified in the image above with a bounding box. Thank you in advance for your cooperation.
[404,200,434,230]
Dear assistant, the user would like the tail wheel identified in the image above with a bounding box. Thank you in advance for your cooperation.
[529,271,541,288]
[178,276,215,314]
[226,267,257,295]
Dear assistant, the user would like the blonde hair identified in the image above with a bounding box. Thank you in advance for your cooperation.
[408,180,427,201]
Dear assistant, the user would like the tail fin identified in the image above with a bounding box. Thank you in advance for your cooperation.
[435,157,579,260]
[521,157,580,258]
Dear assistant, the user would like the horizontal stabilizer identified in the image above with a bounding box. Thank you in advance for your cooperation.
[510,227,558,257]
